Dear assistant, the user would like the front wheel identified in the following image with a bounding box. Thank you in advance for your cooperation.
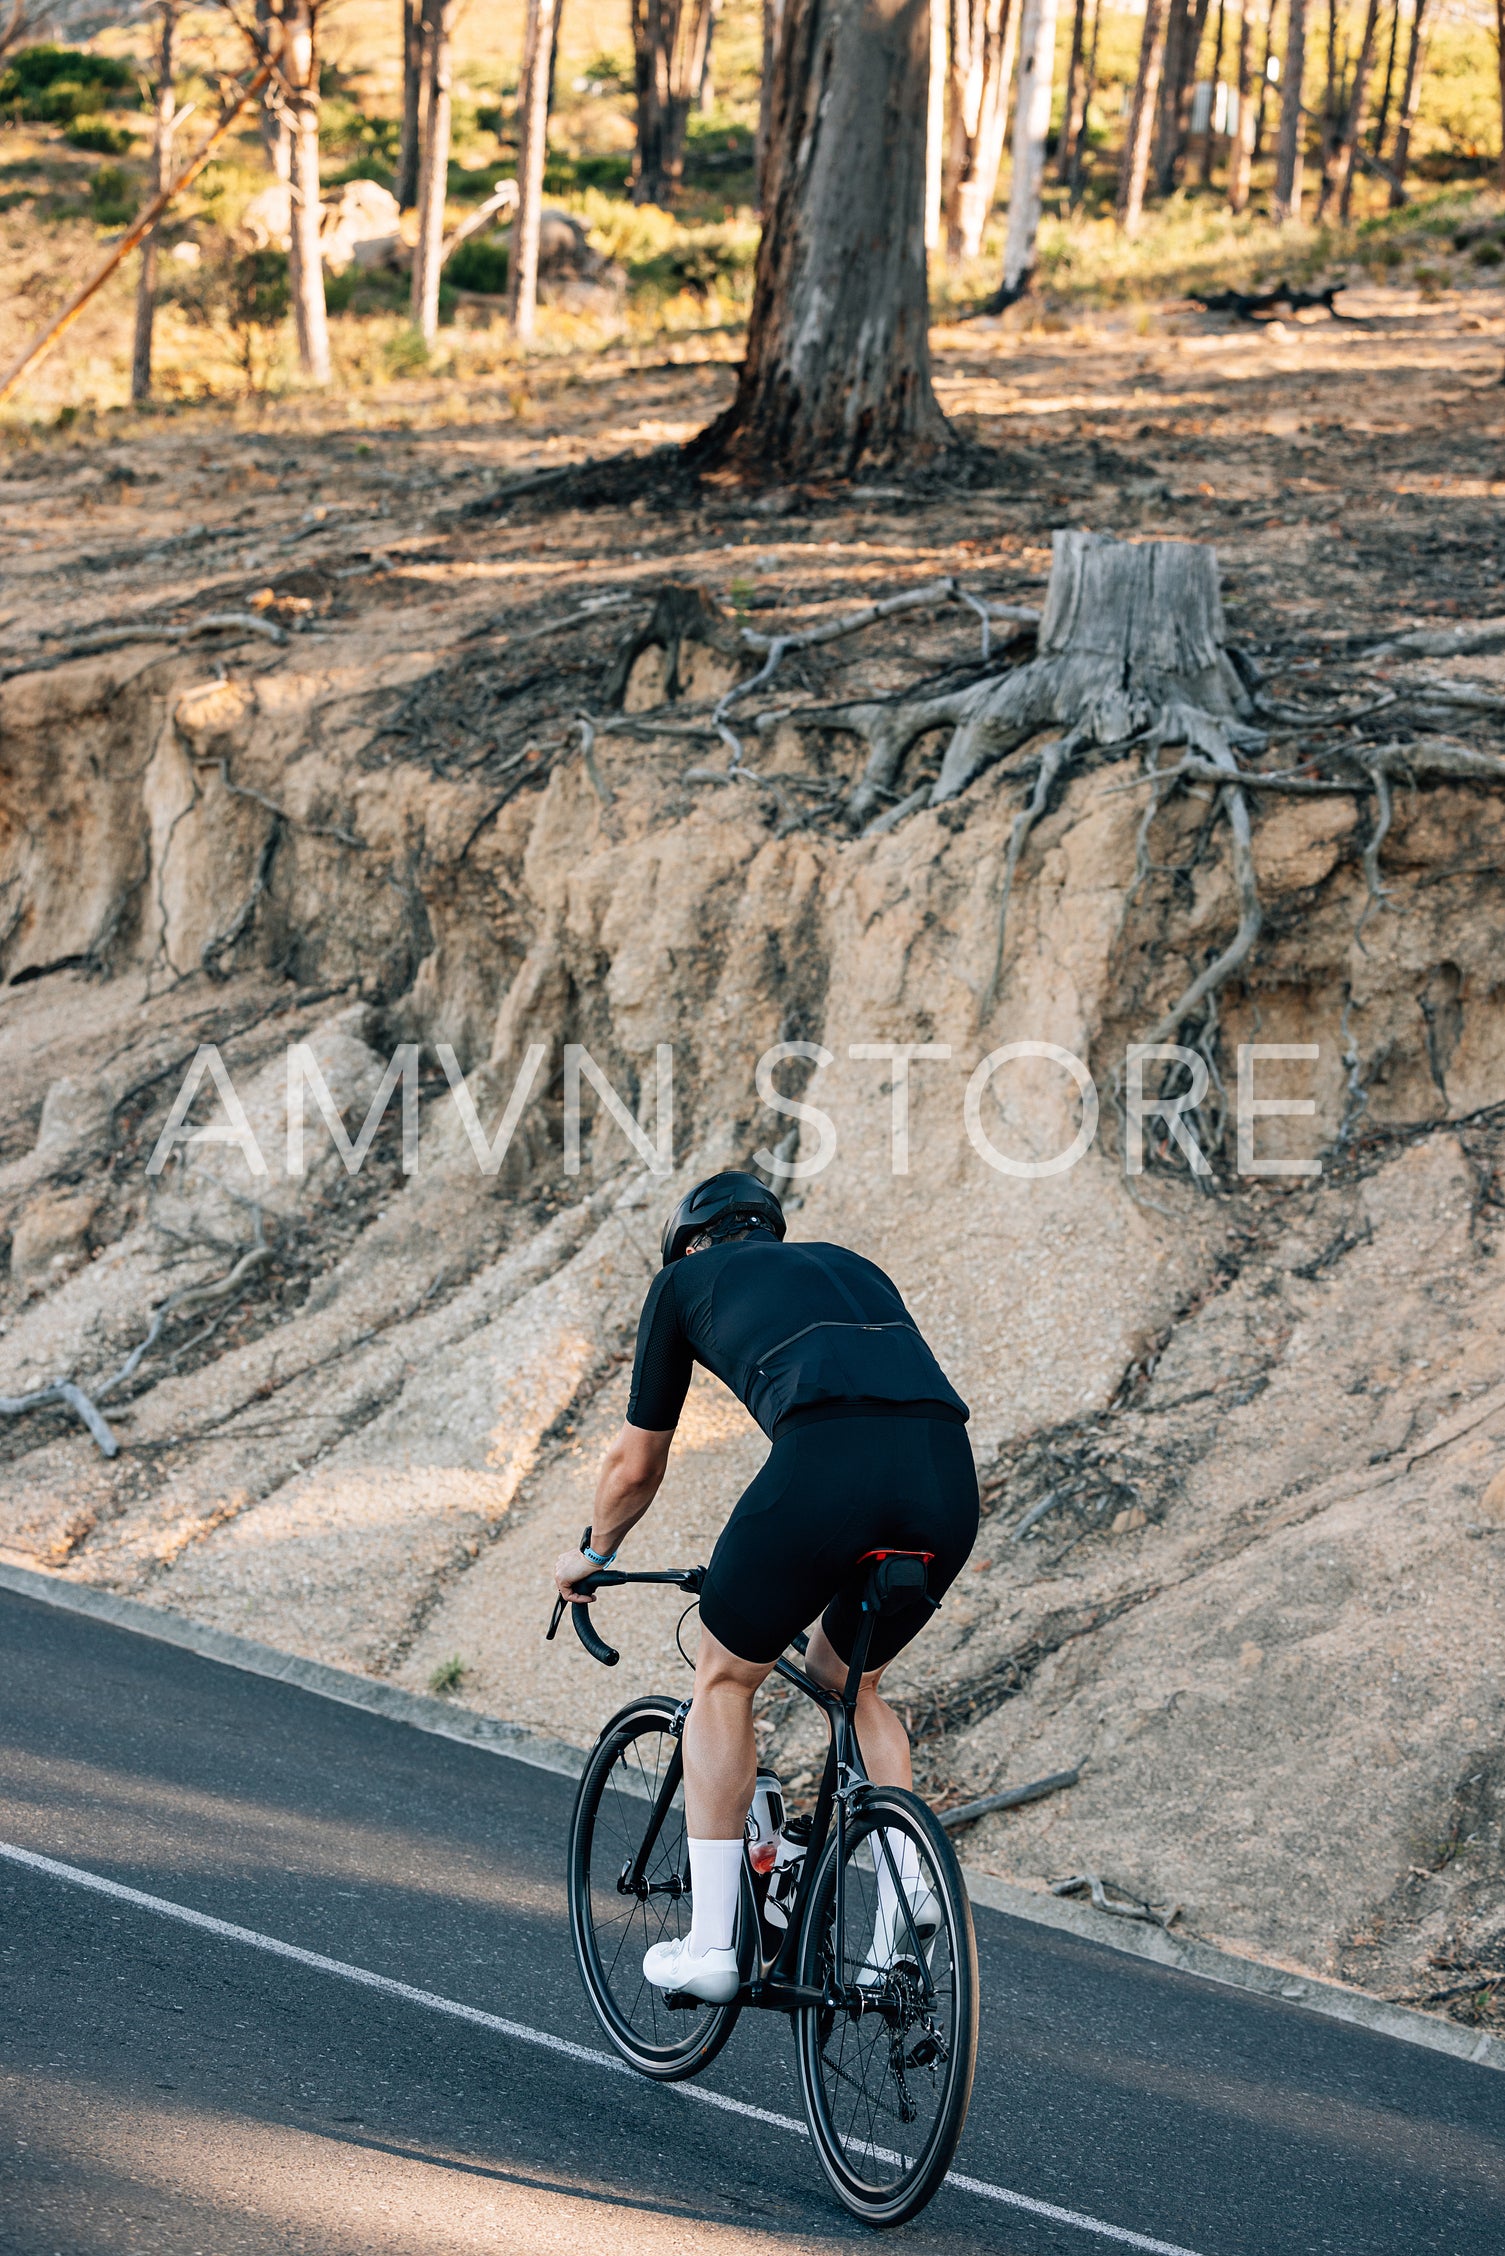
[567,1695,753,2081]
[794,1786,978,2226]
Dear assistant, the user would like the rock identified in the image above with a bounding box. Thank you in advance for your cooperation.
[11,1190,101,1280]
[36,1076,115,1161]
[1477,1467,1505,1523]
[175,678,256,758]
[238,179,402,275]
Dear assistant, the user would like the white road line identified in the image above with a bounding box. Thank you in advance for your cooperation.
[1,1839,1208,2256]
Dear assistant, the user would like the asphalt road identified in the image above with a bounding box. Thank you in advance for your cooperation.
[1,1586,1501,2256]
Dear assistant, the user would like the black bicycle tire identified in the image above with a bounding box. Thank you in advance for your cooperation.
[793,1785,979,2226]
[567,1695,750,2082]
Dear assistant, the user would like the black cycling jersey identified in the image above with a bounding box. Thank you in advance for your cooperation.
[625,1237,969,1437]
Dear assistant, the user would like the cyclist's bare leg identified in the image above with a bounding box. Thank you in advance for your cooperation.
[805,1622,911,1790]
[682,1627,773,1837]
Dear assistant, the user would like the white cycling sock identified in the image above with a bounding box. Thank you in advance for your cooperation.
[871,1831,923,1962]
[687,1837,743,1956]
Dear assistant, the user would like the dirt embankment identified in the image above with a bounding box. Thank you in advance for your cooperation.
[1,295,1503,2034]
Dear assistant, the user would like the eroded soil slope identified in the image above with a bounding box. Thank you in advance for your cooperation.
[1,292,1503,2032]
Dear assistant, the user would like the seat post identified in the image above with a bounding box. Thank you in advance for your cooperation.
[840,1596,878,1713]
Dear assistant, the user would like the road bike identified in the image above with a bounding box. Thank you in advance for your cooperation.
[546,1547,979,2227]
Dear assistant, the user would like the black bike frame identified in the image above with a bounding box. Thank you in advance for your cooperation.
[554,1563,936,2014]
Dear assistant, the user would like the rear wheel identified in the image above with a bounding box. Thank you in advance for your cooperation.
[567,1695,751,2081]
[794,1786,978,2225]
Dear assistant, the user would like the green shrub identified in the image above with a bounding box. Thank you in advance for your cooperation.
[65,119,132,154]
[446,236,509,294]
[384,325,430,375]
[1473,238,1504,267]
[0,44,134,122]
[88,164,137,226]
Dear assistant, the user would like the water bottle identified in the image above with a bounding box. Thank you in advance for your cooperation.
[763,1809,813,1941]
[746,1771,785,1878]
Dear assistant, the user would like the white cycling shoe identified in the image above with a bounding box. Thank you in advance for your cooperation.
[642,1933,741,2004]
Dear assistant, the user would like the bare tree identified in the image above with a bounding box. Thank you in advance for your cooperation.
[1370,0,1399,160]
[1386,0,1429,206]
[1198,0,1226,182]
[998,0,1058,300]
[1154,0,1210,195]
[1322,0,1381,220]
[1272,0,1308,220]
[509,0,559,342]
[691,0,950,477]
[0,0,31,63]
[131,0,179,404]
[1057,0,1088,181]
[279,0,330,380]
[631,0,715,203]
[925,0,947,248]
[1117,0,1171,231]
[1227,0,1258,207]
[255,0,290,177]
[944,0,1018,259]
[396,0,424,208]
[411,0,455,340]
[1067,0,1102,201]
[756,0,784,199]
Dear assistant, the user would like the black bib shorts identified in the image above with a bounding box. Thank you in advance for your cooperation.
[696,1403,979,1670]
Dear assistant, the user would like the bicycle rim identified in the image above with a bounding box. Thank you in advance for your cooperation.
[794,1787,978,2225]
[568,1697,746,2081]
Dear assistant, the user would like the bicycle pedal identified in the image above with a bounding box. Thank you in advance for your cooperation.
[661,1989,702,2011]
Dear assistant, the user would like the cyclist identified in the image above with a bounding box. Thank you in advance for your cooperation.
[552,1170,978,2004]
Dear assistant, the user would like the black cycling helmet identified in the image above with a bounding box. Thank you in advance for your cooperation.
[660,1170,786,1267]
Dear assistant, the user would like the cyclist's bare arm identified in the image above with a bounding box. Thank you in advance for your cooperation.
[552,1422,674,1601]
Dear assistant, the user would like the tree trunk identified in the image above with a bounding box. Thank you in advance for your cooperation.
[410,0,453,340]
[1386,0,1429,206]
[1069,0,1101,200]
[509,0,559,342]
[1117,0,1171,231]
[1370,0,1399,158]
[756,0,784,201]
[1313,0,1345,220]
[1334,0,1382,218]
[691,0,951,478]
[396,0,424,208]
[283,0,330,383]
[1227,0,1256,207]
[1254,0,1276,153]
[999,0,1058,298]
[131,0,177,405]
[1057,0,1088,181]
[943,0,1019,260]
[1198,0,1226,181]
[1154,0,1210,196]
[841,529,1255,827]
[699,0,720,108]
[925,0,947,248]
[631,0,716,204]
[1272,0,1307,219]
[256,0,292,180]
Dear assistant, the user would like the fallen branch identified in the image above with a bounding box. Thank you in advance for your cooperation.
[440,179,519,268]
[0,59,274,407]
[938,1767,1081,1830]
[0,1236,272,1460]
[1188,282,1359,324]
[1052,1872,1181,1928]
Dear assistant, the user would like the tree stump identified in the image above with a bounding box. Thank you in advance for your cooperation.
[844,530,1261,828]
